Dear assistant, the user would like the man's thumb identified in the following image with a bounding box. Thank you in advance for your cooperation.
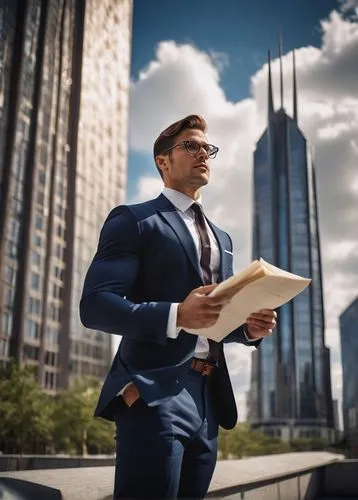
[198,284,217,294]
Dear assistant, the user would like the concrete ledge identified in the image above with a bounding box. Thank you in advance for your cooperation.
[0,454,115,472]
[0,452,346,500]
[208,452,345,495]
[0,468,114,500]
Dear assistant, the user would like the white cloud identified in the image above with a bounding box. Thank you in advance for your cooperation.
[340,0,358,18]
[208,50,230,73]
[133,176,162,202]
[125,9,358,425]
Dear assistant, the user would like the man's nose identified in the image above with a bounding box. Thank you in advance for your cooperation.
[197,147,209,160]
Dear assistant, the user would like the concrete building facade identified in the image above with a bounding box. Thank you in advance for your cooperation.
[0,0,132,392]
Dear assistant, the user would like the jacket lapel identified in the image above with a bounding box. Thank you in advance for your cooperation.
[153,194,203,282]
[206,219,230,281]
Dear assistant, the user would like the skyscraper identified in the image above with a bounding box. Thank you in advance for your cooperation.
[0,0,132,392]
[339,297,358,449]
[248,47,333,441]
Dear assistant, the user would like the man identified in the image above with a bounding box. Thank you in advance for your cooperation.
[80,115,277,499]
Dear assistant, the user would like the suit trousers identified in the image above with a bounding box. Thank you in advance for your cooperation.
[113,368,219,499]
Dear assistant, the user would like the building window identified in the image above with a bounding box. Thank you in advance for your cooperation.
[5,265,16,286]
[28,297,41,316]
[48,303,61,322]
[4,287,14,308]
[9,218,20,240]
[56,224,64,238]
[54,266,64,281]
[56,183,64,199]
[35,214,42,230]
[7,242,17,258]
[37,191,44,205]
[73,340,80,355]
[44,371,57,390]
[2,313,13,335]
[31,251,41,267]
[52,284,62,299]
[38,169,46,185]
[55,244,63,260]
[55,203,65,218]
[34,234,42,247]
[70,359,78,374]
[47,326,59,344]
[25,319,40,339]
[23,343,39,361]
[45,351,57,367]
[0,339,9,357]
[31,272,40,290]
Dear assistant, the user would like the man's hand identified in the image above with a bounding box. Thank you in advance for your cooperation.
[177,284,229,330]
[245,309,277,340]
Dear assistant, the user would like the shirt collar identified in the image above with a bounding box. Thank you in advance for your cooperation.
[162,187,202,213]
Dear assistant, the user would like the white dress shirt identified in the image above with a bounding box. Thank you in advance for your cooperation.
[163,187,220,358]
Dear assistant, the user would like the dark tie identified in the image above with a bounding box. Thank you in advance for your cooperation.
[191,203,220,364]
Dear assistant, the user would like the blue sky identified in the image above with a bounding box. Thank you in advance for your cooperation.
[131,0,338,102]
[128,0,339,198]
[124,0,358,419]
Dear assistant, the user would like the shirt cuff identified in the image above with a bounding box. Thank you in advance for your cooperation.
[243,323,257,342]
[166,303,181,339]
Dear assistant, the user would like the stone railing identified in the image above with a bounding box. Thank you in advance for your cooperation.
[0,454,115,472]
[1,452,357,499]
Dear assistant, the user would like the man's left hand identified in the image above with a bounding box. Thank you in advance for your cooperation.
[245,309,277,340]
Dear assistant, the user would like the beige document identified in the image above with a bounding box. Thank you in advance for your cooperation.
[185,258,311,342]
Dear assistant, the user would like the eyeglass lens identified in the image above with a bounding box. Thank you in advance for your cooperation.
[185,141,217,158]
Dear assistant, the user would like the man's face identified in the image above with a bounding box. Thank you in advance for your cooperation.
[157,128,212,193]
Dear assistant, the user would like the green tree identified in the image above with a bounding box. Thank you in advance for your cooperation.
[0,362,115,456]
[87,416,116,455]
[218,423,290,459]
[53,376,115,455]
[0,360,54,454]
[290,437,328,452]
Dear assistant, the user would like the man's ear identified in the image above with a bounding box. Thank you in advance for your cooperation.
[156,154,168,174]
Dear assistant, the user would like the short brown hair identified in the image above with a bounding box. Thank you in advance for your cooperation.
[153,115,207,178]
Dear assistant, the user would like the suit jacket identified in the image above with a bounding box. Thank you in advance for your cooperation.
[80,193,260,430]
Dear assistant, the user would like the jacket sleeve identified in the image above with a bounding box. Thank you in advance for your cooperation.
[79,206,171,345]
[224,326,262,348]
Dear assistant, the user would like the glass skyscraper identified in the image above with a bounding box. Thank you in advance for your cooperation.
[0,0,132,392]
[248,49,334,441]
[339,297,358,449]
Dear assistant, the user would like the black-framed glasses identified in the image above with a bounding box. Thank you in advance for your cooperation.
[161,140,219,159]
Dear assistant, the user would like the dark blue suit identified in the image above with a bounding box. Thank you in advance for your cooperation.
[80,193,259,498]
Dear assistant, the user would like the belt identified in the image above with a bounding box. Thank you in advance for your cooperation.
[191,358,216,376]
[122,359,216,407]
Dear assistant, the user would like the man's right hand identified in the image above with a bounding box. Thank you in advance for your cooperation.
[177,284,229,330]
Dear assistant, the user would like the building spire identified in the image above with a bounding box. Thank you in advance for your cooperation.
[278,32,284,110]
[293,49,298,123]
[268,49,274,119]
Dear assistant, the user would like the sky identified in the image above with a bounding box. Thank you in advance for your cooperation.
[122,0,358,424]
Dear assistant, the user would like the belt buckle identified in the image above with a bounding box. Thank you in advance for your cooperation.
[201,361,211,376]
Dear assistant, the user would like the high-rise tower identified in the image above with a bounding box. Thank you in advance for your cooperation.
[0,0,132,392]
[339,297,358,449]
[248,46,334,441]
